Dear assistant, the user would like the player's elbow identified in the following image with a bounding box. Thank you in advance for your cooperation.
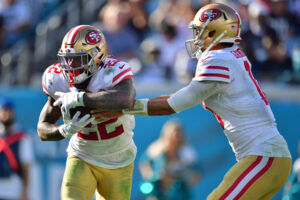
[37,132,47,141]
[37,129,46,141]
[122,98,135,109]
[37,123,49,141]
[121,93,136,109]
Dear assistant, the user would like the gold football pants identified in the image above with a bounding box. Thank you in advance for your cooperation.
[61,155,134,200]
[207,155,291,200]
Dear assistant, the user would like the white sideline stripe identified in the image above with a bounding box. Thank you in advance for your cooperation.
[225,157,269,200]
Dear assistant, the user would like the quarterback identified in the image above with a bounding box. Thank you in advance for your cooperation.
[93,3,292,200]
[37,25,136,200]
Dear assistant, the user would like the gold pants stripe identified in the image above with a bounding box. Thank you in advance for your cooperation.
[207,156,292,200]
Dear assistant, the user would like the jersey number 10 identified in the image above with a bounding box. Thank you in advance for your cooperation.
[244,61,269,105]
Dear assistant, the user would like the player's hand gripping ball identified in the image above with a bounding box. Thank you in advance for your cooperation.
[69,88,106,118]
[69,106,92,118]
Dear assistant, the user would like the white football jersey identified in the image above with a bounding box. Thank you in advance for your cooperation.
[42,57,137,169]
[193,46,291,160]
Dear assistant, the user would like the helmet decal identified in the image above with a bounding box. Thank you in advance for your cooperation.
[200,9,221,22]
[86,31,101,44]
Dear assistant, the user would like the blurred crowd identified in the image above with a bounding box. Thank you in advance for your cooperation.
[0,1,299,199]
[0,97,33,200]
[138,118,202,200]
[282,141,300,200]
[0,0,300,85]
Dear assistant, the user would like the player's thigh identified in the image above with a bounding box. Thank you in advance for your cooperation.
[61,155,97,200]
[250,157,292,200]
[95,162,134,200]
[207,156,291,200]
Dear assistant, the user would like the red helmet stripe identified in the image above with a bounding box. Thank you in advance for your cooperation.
[65,26,77,48]
[234,11,241,37]
[225,4,241,37]
[66,25,87,48]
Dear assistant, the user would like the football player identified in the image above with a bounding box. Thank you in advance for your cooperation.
[93,3,292,200]
[37,25,137,200]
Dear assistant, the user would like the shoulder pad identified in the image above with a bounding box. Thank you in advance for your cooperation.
[102,58,133,86]
[42,64,65,98]
[194,53,231,83]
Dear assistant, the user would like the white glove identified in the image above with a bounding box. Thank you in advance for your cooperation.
[122,99,149,116]
[58,111,95,138]
[53,90,85,113]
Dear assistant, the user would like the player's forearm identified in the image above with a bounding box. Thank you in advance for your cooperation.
[148,95,176,115]
[84,89,135,110]
[20,163,30,197]
[122,95,176,116]
[37,122,64,141]
[38,98,64,141]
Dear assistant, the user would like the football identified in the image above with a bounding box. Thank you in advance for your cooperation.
[68,89,106,118]
[69,106,92,118]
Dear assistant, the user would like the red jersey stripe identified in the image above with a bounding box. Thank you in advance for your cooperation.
[201,56,211,63]
[233,157,274,200]
[43,91,49,96]
[118,75,133,83]
[42,83,49,95]
[198,73,230,79]
[220,156,263,200]
[204,66,229,71]
[244,61,269,105]
[42,83,47,91]
[112,68,131,83]
[201,102,224,129]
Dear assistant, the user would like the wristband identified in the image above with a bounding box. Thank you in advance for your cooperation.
[78,91,85,106]
[122,99,149,116]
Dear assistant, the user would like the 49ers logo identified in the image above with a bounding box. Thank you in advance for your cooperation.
[86,31,101,44]
[200,9,221,22]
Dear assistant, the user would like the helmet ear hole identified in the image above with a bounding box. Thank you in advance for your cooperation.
[208,31,216,37]
[88,54,92,61]
[93,52,105,68]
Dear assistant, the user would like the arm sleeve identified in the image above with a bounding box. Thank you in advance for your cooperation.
[167,80,224,113]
